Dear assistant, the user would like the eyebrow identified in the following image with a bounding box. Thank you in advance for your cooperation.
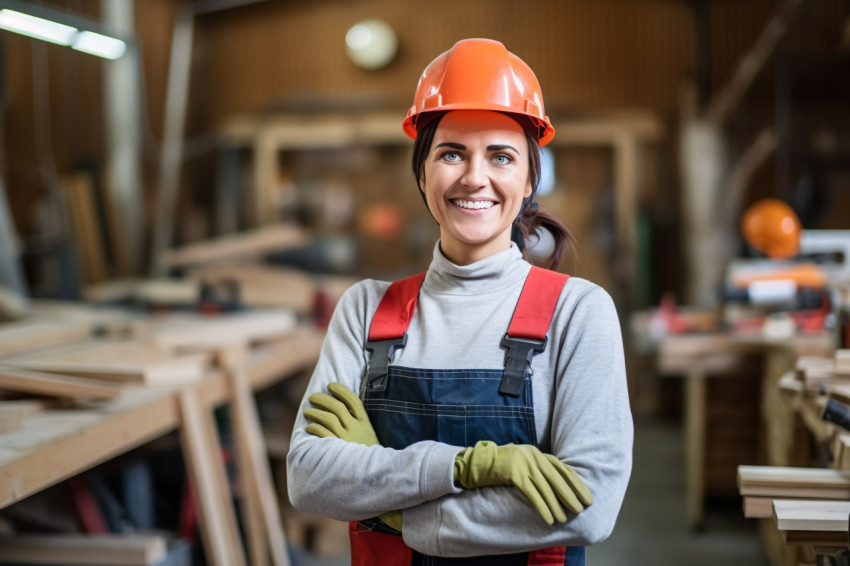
[434,142,520,153]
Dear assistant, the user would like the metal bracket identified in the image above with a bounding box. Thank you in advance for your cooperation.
[365,334,408,392]
[500,334,547,397]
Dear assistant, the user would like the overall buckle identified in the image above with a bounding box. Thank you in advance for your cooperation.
[365,334,408,392]
[500,334,547,397]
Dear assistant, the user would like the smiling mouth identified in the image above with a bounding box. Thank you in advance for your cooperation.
[451,199,496,210]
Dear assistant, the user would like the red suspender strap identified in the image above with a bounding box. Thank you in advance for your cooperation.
[507,267,570,340]
[500,267,569,397]
[368,272,427,341]
[364,272,426,392]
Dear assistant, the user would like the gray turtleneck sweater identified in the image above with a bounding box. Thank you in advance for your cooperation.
[287,243,633,557]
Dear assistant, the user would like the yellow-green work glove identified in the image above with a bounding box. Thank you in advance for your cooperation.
[454,441,593,525]
[304,382,379,446]
[304,382,401,531]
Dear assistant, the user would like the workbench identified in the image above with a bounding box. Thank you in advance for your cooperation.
[750,366,850,566]
[656,332,834,529]
[0,324,324,564]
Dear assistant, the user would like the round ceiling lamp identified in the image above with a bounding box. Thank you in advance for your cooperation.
[345,19,397,70]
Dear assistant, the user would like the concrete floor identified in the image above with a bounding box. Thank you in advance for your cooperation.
[290,417,769,566]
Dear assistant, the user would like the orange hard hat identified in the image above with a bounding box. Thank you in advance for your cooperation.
[402,38,555,146]
[741,198,802,259]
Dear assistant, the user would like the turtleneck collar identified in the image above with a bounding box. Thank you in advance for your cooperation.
[422,241,531,296]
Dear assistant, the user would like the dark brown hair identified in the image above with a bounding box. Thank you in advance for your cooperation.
[411,112,575,270]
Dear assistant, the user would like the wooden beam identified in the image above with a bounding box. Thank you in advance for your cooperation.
[157,224,307,272]
[773,499,850,532]
[2,340,208,385]
[222,345,291,566]
[0,366,121,400]
[703,0,806,126]
[0,400,49,433]
[0,319,91,357]
[0,533,167,565]
[150,309,297,352]
[177,388,247,566]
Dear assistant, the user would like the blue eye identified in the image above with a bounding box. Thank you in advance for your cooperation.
[492,154,512,165]
[440,151,462,162]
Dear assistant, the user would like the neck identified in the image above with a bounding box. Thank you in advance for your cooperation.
[438,235,513,266]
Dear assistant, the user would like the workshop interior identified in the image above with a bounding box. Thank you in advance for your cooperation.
[0,1,849,565]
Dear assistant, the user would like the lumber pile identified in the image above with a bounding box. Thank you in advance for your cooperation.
[794,350,850,394]
[772,499,850,551]
[738,465,850,519]
[739,466,850,557]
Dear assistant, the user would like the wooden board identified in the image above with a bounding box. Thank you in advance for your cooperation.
[150,310,297,352]
[2,340,208,385]
[0,366,121,400]
[223,346,290,566]
[65,171,109,285]
[744,496,776,518]
[0,400,49,433]
[0,533,167,564]
[836,350,850,375]
[158,224,307,271]
[177,389,246,566]
[0,320,91,357]
[739,466,850,498]
[773,499,850,532]
[186,264,316,314]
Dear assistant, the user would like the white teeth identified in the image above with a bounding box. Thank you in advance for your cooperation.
[452,199,495,210]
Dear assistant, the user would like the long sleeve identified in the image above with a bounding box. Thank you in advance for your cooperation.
[402,285,633,556]
[286,282,462,520]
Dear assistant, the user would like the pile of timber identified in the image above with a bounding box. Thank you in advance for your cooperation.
[738,465,850,552]
[794,350,850,394]
[0,306,299,435]
[738,465,850,518]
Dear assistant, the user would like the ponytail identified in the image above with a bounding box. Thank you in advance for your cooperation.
[516,130,576,270]
[514,203,576,270]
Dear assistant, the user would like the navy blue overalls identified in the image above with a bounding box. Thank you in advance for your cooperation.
[349,267,585,566]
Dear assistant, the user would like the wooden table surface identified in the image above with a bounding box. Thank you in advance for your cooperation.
[0,326,324,510]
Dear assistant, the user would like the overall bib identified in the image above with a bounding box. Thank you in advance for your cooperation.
[349,267,585,566]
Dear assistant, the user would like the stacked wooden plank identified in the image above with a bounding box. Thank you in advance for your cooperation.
[773,499,850,550]
[0,307,297,436]
[794,350,850,394]
[739,466,850,554]
[1,340,209,386]
[738,465,850,519]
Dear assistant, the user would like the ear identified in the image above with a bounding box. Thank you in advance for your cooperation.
[523,179,533,199]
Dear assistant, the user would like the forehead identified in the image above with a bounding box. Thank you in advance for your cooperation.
[434,110,526,143]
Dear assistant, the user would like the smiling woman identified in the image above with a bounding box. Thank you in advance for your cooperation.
[287,38,633,566]
[420,111,532,265]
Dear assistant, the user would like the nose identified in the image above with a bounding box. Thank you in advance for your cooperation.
[460,158,487,189]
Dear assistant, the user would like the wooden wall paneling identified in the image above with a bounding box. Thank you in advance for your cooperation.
[198,0,694,125]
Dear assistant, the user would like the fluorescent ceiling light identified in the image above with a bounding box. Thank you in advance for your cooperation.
[73,30,126,59]
[0,8,76,45]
